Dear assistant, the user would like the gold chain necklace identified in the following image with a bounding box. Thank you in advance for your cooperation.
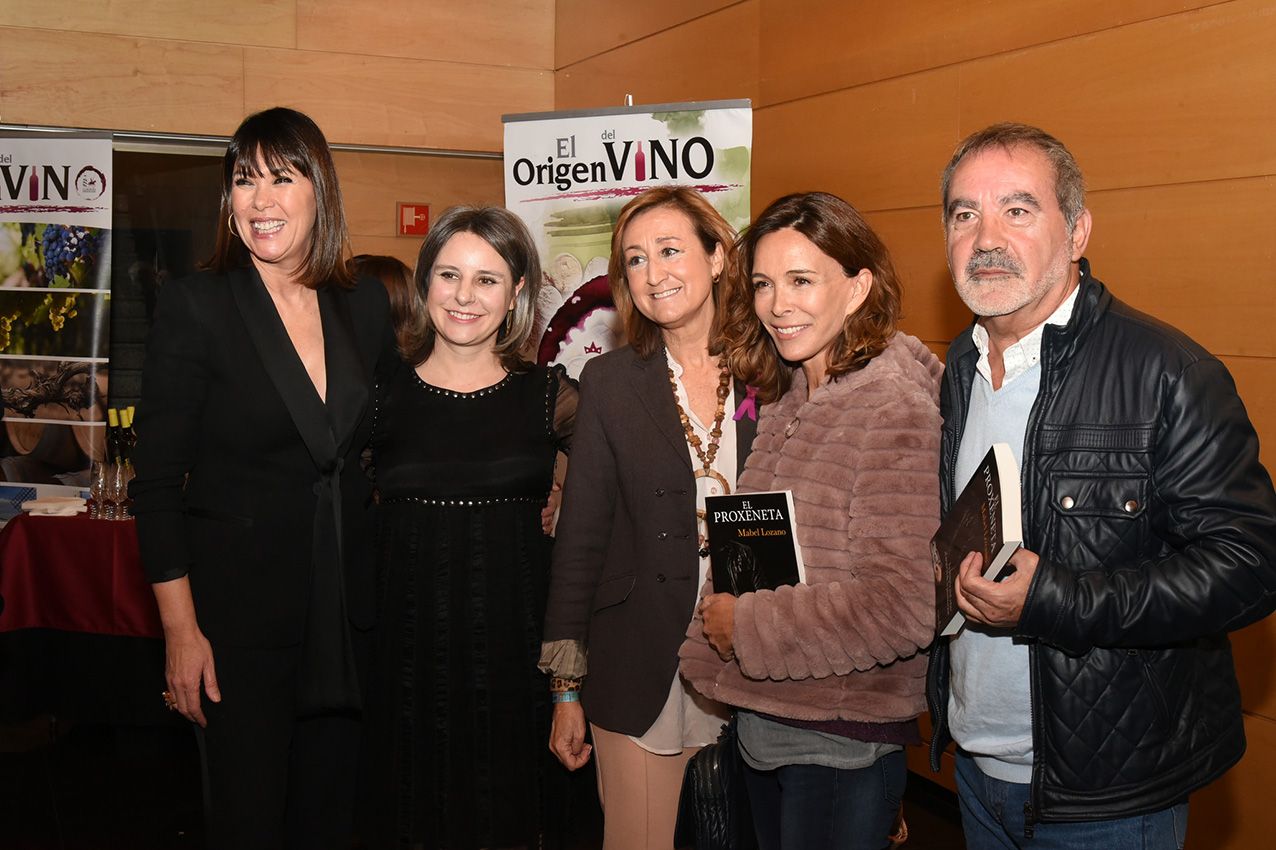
[667,355,732,502]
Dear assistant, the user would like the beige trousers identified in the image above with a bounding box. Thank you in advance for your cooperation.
[590,723,701,850]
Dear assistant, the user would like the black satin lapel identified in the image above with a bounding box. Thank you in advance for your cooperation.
[732,379,758,471]
[318,284,367,454]
[230,268,338,470]
[633,352,694,472]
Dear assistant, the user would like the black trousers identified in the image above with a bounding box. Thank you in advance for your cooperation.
[197,632,369,850]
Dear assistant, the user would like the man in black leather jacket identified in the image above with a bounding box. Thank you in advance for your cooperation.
[926,122,1276,849]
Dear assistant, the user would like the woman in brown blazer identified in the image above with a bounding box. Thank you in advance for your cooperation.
[540,186,756,850]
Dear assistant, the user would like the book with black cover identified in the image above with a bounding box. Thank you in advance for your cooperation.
[705,490,806,595]
[931,443,1023,637]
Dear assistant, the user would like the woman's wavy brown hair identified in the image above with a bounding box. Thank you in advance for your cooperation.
[725,192,902,403]
[607,186,739,360]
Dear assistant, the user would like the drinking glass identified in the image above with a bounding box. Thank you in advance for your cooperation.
[89,460,108,520]
[116,463,136,520]
[104,462,127,520]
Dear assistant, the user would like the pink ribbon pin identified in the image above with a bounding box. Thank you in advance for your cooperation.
[733,385,759,421]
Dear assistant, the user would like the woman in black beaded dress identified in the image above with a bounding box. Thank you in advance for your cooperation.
[363,206,577,849]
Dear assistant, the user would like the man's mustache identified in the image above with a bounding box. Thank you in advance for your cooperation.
[965,250,1024,279]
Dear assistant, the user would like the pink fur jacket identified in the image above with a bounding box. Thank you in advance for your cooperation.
[680,332,942,724]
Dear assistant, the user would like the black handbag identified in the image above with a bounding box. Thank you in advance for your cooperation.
[673,715,758,850]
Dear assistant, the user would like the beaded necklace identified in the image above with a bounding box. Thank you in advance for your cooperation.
[667,354,732,503]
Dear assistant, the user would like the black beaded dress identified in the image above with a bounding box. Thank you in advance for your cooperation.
[364,362,577,850]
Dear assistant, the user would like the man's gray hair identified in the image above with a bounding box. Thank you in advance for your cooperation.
[941,122,1086,232]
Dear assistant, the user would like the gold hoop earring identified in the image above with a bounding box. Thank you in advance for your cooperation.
[712,273,720,284]
[228,214,240,238]
[503,310,514,336]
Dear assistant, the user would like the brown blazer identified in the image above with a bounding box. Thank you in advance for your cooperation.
[543,344,757,735]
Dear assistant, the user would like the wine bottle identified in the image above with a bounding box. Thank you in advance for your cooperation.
[119,407,136,466]
[106,407,124,465]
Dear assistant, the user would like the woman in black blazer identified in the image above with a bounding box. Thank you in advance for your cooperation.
[130,108,394,849]
[541,186,757,850]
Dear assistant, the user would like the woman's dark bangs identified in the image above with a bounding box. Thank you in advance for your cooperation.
[233,136,308,180]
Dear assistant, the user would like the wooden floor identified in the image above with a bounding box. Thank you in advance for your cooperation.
[0,716,965,849]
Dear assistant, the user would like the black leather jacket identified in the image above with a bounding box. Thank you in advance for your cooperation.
[927,261,1276,823]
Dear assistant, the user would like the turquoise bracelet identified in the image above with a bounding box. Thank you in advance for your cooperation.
[552,691,580,703]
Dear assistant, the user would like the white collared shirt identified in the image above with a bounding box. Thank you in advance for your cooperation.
[971,285,1080,388]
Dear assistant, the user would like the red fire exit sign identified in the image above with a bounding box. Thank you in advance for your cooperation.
[398,203,430,236]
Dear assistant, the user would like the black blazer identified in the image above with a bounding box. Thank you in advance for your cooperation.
[131,267,394,649]
[543,345,757,735]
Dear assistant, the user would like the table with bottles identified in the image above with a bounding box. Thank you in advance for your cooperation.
[0,406,165,721]
[0,511,160,638]
[0,511,167,723]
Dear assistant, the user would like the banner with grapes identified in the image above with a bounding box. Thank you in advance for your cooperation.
[0,134,111,494]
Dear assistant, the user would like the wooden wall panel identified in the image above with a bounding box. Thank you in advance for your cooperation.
[0,29,245,135]
[1225,356,1276,725]
[1188,714,1276,848]
[0,1,295,47]
[1085,178,1276,358]
[348,235,424,269]
[958,0,1276,193]
[1232,607,1276,721]
[861,207,963,347]
[244,49,553,152]
[556,0,739,69]
[752,65,960,214]
[924,340,950,362]
[335,151,505,267]
[299,0,553,69]
[759,0,1227,106]
[555,1,758,110]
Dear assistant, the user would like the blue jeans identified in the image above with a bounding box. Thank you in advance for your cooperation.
[956,753,1189,849]
[743,751,906,850]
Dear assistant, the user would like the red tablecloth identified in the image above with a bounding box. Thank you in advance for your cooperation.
[0,512,162,638]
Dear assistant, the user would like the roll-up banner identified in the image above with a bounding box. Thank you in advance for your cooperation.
[0,134,112,509]
[503,100,751,377]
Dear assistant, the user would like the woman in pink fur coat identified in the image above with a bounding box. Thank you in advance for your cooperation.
[680,192,942,850]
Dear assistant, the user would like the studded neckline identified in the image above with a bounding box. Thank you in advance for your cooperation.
[411,370,514,398]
